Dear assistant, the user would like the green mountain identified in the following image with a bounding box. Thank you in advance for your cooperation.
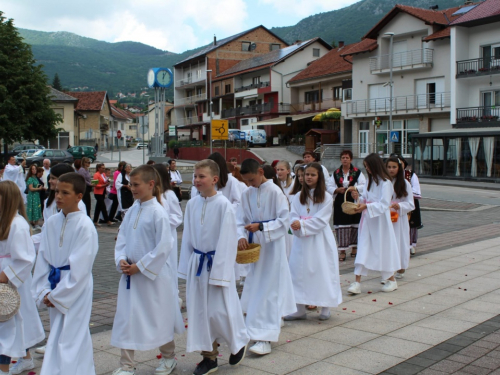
[17,0,469,98]
[271,0,467,45]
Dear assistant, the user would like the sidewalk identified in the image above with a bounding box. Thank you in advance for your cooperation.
[419,178,500,191]
[24,234,500,375]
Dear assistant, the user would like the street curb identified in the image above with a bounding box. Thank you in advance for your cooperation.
[420,179,500,191]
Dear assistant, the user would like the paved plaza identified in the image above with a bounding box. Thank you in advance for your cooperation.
[19,182,500,374]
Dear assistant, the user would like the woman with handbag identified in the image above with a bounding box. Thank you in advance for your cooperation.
[115,164,134,218]
[93,163,113,227]
[25,165,43,228]
[332,150,366,261]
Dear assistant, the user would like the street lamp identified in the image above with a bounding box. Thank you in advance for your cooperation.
[207,69,213,154]
[384,32,395,155]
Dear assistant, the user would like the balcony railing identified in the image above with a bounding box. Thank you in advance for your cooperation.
[221,102,290,119]
[291,99,343,114]
[456,58,500,78]
[456,106,500,123]
[369,49,433,72]
[234,81,270,93]
[175,75,206,87]
[175,116,198,126]
[344,92,451,116]
[175,94,207,106]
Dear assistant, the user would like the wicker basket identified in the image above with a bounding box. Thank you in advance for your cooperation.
[341,189,359,215]
[236,243,261,264]
[0,283,21,322]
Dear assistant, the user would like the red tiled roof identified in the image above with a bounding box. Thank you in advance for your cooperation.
[110,104,135,120]
[340,39,378,57]
[289,44,354,83]
[451,0,500,25]
[66,91,107,111]
[423,28,451,41]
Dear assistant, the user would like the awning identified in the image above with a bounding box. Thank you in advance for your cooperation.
[412,127,500,138]
[252,112,322,126]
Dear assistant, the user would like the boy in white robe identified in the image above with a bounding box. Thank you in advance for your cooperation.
[32,172,98,375]
[179,159,249,375]
[111,165,184,375]
[237,159,296,356]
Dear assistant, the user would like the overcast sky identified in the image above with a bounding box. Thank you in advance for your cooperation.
[1,0,358,53]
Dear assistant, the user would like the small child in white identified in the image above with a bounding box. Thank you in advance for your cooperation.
[0,181,44,375]
[32,172,98,375]
[111,165,184,375]
[179,159,249,375]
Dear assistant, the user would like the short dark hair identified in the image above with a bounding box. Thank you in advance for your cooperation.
[74,159,82,170]
[302,151,316,159]
[152,164,172,193]
[50,163,75,178]
[340,150,353,160]
[58,172,86,195]
[168,159,175,165]
[146,160,155,165]
[240,158,261,175]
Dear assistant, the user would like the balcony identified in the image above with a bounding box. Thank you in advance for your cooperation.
[175,94,207,106]
[234,81,270,93]
[369,49,433,74]
[291,99,343,114]
[221,102,290,119]
[175,75,206,88]
[174,116,199,126]
[343,92,451,116]
[456,58,500,78]
[455,106,500,128]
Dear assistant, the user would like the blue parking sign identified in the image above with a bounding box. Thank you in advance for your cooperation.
[390,131,400,143]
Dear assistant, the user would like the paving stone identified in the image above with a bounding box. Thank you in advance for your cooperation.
[287,361,371,375]
[459,364,493,374]
[387,326,456,346]
[324,348,403,375]
[444,354,477,364]
[432,343,464,354]
[359,337,431,359]
[470,355,500,370]
[415,316,477,334]
[405,356,438,368]
[275,337,350,360]
[341,316,407,335]
[457,345,493,358]
[310,326,380,347]
[417,348,454,361]
[428,359,466,373]
[384,362,425,375]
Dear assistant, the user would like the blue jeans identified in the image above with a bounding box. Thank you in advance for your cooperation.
[0,355,10,365]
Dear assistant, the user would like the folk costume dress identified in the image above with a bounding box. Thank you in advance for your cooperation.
[237,180,296,342]
[289,192,342,308]
[112,198,184,351]
[391,180,414,270]
[26,176,42,222]
[178,193,249,354]
[354,179,400,280]
[332,165,366,252]
[405,170,422,249]
[32,210,98,375]
[0,215,44,358]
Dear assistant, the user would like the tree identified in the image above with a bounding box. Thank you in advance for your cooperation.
[0,12,61,155]
[331,40,337,48]
[52,73,62,91]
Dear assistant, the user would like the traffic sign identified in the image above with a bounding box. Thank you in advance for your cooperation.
[117,130,122,139]
[390,131,400,143]
[211,120,228,140]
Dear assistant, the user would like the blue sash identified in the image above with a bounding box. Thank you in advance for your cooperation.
[193,249,216,277]
[248,220,273,244]
[49,265,70,290]
[126,259,132,289]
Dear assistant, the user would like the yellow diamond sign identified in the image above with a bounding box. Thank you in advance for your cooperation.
[211,120,228,140]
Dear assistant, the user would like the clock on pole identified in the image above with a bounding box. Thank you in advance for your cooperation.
[147,68,173,88]
[147,67,172,158]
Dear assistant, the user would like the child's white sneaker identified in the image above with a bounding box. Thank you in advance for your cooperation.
[35,345,46,354]
[381,280,398,292]
[111,368,135,375]
[0,369,10,375]
[347,282,361,294]
[410,246,416,255]
[155,358,176,375]
[249,341,271,355]
[395,272,405,279]
[10,357,34,374]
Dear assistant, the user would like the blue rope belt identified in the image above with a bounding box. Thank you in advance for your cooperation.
[248,220,273,244]
[193,249,216,277]
[126,259,132,289]
[48,265,70,290]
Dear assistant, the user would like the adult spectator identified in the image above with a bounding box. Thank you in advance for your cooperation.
[115,163,133,218]
[111,161,126,221]
[95,143,99,153]
[3,156,26,201]
[41,159,51,189]
[229,157,238,167]
[173,146,180,159]
[76,157,92,217]
[93,163,113,227]
[36,167,46,213]
[302,151,335,194]
[168,159,183,201]
[25,164,44,228]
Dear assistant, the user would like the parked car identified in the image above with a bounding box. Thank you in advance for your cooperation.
[15,149,39,164]
[24,149,74,167]
[242,129,267,147]
[1,144,45,161]
[67,146,97,162]
[136,143,148,149]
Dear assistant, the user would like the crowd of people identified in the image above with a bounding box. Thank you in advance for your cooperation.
[0,149,422,375]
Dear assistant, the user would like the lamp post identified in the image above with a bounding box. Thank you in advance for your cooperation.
[384,32,395,155]
[207,69,213,154]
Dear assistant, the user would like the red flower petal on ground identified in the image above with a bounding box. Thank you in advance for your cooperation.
[372,299,377,302]
[342,308,347,310]
[428,293,432,295]
[28,373,36,375]
[458,287,462,289]
[388,302,393,305]
[367,291,372,294]
[157,354,162,359]
[352,311,355,313]
[464,289,467,291]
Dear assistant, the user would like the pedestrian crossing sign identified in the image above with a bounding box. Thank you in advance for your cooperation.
[390,131,400,143]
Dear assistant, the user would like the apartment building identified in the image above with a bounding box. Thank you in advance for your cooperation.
[210,38,331,138]
[172,25,288,141]
[48,87,79,149]
[340,4,465,158]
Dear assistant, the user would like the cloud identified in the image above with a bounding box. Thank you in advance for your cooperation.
[1,0,248,52]
[257,0,358,17]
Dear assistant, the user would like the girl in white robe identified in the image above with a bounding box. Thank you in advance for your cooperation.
[276,161,294,260]
[386,157,414,279]
[111,165,184,375]
[348,153,400,294]
[237,160,296,355]
[32,195,98,375]
[0,181,44,375]
[286,163,342,322]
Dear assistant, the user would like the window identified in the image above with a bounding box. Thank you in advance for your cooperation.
[252,76,260,85]
[313,48,320,57]
[376,119,420,156]
[197,69,202,78]
[242,42,250,51]
[196,88,202,96]
[129,125,137,130]
[333,87,342,100]
[304,90,322,104]
[225,84,231,94]
[53,108,64,118]
[343,89,352,101]
[215,86,220,96]
[270,43,280,51]
[427,83,436,105]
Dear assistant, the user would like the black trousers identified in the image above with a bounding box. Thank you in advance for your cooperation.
[108,193,119,221]
[83,186,92,217]
[93,193,109,223]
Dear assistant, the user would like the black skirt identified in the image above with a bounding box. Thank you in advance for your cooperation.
[333,190,361,226]
[409,198,422,228]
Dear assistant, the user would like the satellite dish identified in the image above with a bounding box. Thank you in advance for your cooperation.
[249,43,257,51]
